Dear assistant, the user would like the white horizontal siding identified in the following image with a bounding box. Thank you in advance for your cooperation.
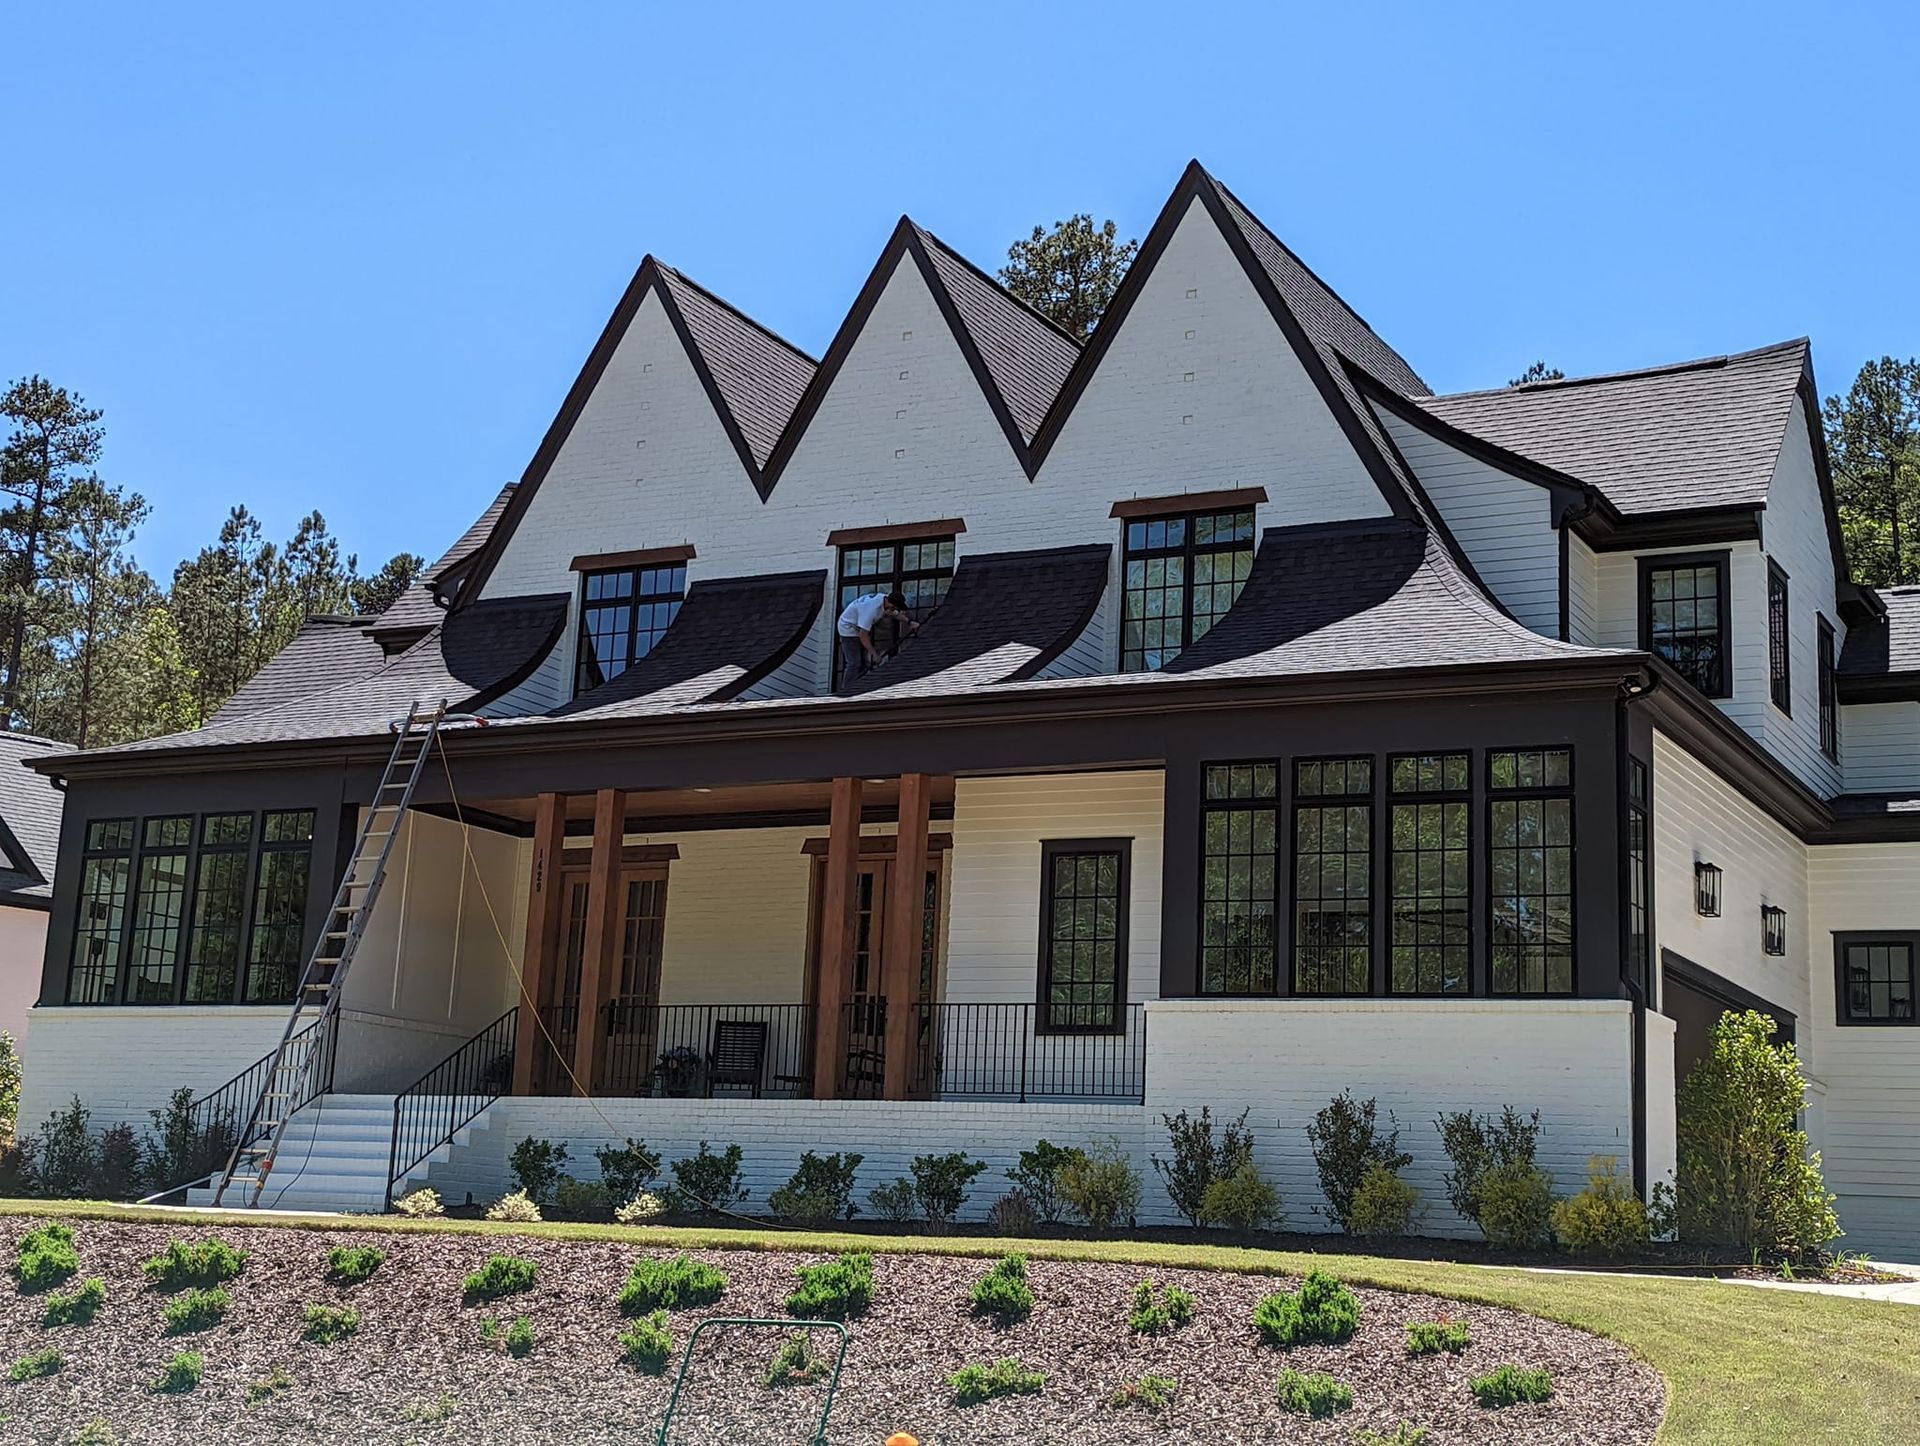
[1032,611,1106,681]
[1841,702,1920,794]
[480,644,566,719]
[1564,532,1600,646]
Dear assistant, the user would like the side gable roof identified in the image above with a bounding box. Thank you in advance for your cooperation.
[1837,585,1920,702]
[212,616,389,724]
[0,732,70,904]
[372,482,517,639]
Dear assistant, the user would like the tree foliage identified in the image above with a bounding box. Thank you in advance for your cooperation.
[1509,361,1565,385]
[998,215,1139,341]
[1824,356,1920,587]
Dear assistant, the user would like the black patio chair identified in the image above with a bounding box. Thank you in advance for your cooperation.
[707,1019,769,1098]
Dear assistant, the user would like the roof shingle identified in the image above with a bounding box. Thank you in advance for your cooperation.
[656,265,817,469]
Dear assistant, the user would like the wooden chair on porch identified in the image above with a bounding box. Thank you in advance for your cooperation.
[707,1020,769,1098]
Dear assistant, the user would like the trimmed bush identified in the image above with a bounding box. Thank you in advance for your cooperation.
[13,1221,80,1292]
[1006,1141,1083,1225]
[1199,1159,1282,1232]
[1354,1427,1431,1446]
[1275,1367,1353,1418]
[462,1254,537,1303]
[43,1276,108,1326]
[594,1139,662,1203]
[151,1351,202,1394]
[485,1189,543,1223]
[618,1254,727,1315]
[949,1357,1044,1405]
[765,1331,833,1388]
[786,1254,874,1320]
[769,1151,864,1225]
[668,1142,748,1214]
[1253,1270,1360,1348]
[1127,1279,1195,1334]
[1153,1106,1254,1226]
[302,1304,360,1344]
[393,1187,444,1218]
[1471,1364,1555,1408]
[1307,1092,1412,1232]
[986,1191,1038,1236]
[1349,1162,1421,1238]
[1406,1319,1471,1355]
[1553,1156,1649,1255]
[968,1254,1035,1325]
[9,1346,61,1382]
[508,1136,569,1204]
[618,1311,674,1373]
[1056,1135,1141,1230]
[866,1178,917,1222]
[505,1316,535,1358]
[245,1365,294,1407]
[552,1176,613,1218]
[142,1238,246,1290]
[1108,1374,1178,1411]
[325,1245,385,1285]
[910,1151,988,1228]
[1477,1161,1557,1251]
[161,1286,230,1334]
[615,1192,667,1225]
[1437,1106,1542,1231]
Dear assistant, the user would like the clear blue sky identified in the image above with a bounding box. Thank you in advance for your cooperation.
[4,2,1915,580]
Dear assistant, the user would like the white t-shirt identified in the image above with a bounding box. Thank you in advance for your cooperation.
[837,593,889,637]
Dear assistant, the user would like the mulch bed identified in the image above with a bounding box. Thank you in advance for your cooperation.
[0,1216,1663,1445]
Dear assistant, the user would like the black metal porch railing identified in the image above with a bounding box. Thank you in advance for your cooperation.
[386,1007,518,1209]
[599,1002,814,1098]
[529,1002,579,1095]
[840,1001,1146,1103]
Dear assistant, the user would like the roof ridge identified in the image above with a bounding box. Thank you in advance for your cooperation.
[1433,337,1810,403]
[907,221,1086,352]
[654,261,822,366]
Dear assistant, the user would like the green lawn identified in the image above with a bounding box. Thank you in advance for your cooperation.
[5,1199,1914,1443]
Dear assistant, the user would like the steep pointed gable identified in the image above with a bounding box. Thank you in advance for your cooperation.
[654,264,816,469]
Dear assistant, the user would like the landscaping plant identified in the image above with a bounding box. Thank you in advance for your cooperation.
[1552,1156,1650,1255]
[594,1138,662,1203]
[141,1088,234,1197]
[151,1351,202,1394]
[1108,1374,1178,1411]
[508,1136,569,1204]
[485,1189,543,1223]
[141,1238,246,1289]
[0,1031,19,1145]
[765,1331,833,1388]
[910,1150,988,1228]
[968,1253,1035,1325]
[617,1311,674,1373]
[1349,1161,1422,1237]
[12,1220,79,1291]
[1056,1134,1141,1229]
[462,1254,537,1303]
[615,1191,667,1224]
[768,1151,864,1224]
[1406,1319,1472,1355]
[505,1316,535,1358]
[668,1141,748,1214]
[866,1178,918,1222]
[302,1303,360,1344]
[786,1253,874,1319]
[986,1190,1038,1235]
[1006,1140,1083,1225]
[1253,1269,1360,1347]
[1127,1279,1195,1334]
[393,1187,445,1218]
[244,1366,294,1407]
[43,1276,107,1326]
[1471,1363,1555,1408]
[552,1176,613,1218]
[1436,1105,1542,1231]
[9,1346,61,1382]
[1275,1367,1353,1418]
[618,1254,727,1314]
[325,1245,385,1284]
[161,1286,230,1334]
[948,1357,1045,1405]
[1307,1091,1412,1231]
[1474,1160,1558,1250]
[1353,1426,1430,1446]
[1199,1158,1282,1231]
[1153,1105,1254,1226]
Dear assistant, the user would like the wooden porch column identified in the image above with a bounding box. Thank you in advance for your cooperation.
[811,776,864,1100]
[881,772,932,1100]
[511,792,567,1095]
[571,788,626,1097]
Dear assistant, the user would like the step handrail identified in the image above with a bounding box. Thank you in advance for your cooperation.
[385,1007,518,1210]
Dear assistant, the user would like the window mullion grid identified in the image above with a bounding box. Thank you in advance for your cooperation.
[1386,754,1471,998]
[1487,749,1576,998]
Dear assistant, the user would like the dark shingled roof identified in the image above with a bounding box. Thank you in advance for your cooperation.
[372,483,517,639]
[210,616,388,725]
[1838,586,1920,686]
[913,227,1081,444]
[845,544,1110,697]
[1416,340,1809,517]
[657,265,817,468]
[0,733,70,903]
[558,570,826,718]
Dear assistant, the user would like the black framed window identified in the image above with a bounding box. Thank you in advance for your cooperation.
[1199,762,1279,995]
[67,819,134,1005]
[1038,840,1129,1034]
[1640,553,1730,697]
[126,816,193,1003]
[1767,562,1791,714]
[245,810,315,1003]
[1120,507,1255,672]
[1291,757,1373,996]
[1626,758,1651,996]
[1817,615,1839,762]
[1387,753,1470,996]
[1488,748,1575,996]
[837,537,955,625]
[184,813,254,1004]
[1834,935,1916,1025]
[575,562,687,694]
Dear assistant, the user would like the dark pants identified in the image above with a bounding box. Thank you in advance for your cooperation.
[838,634,869,686]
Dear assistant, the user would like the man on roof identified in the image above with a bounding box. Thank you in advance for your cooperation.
[837,588,918,687]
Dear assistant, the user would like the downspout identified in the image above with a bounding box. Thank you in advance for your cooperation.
[1617,670,1661,1196]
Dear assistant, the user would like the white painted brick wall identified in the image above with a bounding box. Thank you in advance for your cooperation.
[21,1007,287,1133]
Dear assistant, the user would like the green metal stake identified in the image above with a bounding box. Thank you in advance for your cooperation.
[657,1317,851,1446]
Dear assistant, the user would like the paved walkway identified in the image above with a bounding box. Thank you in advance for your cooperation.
[1514,1261,1920,1306]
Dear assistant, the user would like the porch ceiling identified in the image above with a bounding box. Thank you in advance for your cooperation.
[459,775,957,830]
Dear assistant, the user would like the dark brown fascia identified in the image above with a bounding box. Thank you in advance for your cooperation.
[1577,504,1764,553]
[825,519,966,547]
[570,544,696,572]
[1836,671,1920,705]
[1109,488,1267,520]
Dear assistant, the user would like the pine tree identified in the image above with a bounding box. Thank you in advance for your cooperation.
[350,552,425,616]
[999,215,1138,341]
[1824,357,1920,587]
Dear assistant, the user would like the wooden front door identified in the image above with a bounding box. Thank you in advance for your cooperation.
[602,870,668,1092]
[808,857,942,1097]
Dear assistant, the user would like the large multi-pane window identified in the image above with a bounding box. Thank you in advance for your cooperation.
[1292,757,1373,996]
[1767,562,1791,714]
[1626,758,1651,997]
[1039,841,1129,1033]
[1835,937,1916,1025]
[1387,753,1470,996]
[1818,615,1839,762]
[68,809,317,1006]
[1641,555,1730,697]
[1488,748,1576,995]
[575,562,687,694]
[1200,762,1279,995]
[837,538,955,625]
[1120,507,1255,672]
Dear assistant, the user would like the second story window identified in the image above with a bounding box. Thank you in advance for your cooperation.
[1121,507,1255,672]
[1641,553,1730,697]
[1767,562,1791,714]
[1817,615,1839,762]
[575,562,687,694]
[837,537,955,626]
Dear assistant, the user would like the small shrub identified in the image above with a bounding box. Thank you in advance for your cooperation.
[1153,1106,1254,1226]
[302,1303,359,1344]
[617,1310,674,1373]
[911,1151,988,1228]
[402,1393,462,1423]
[668,1142,748,1214]
[161,1286,230,1334]
[786,1253,874,1320]
[769,1151,864,1225]
[1471,1364,1555,1408]
[142,1238,246,1290]
[1354,1426,1431,1446]
[151,1351,202,1394]
[1553,1156,1650,1255]
[1199,1159,1282,1232]
[1349,1162,1421,1238]
[1253,1270,1360,1347]
[615,1191,668,1225]
[141,1087,234,1196]
[949,1357,1045,1406]
[393,1187,444,1218]
[508,1136,569,1204]
[1437,1106,1542,1231]
[1056,1135,1141,1229]
[969,1254,1035,1325]
[485,1189,543,1223]
[8,1345,61,1382]
[1275,1367,1353,1418]
[765,1330,832,1388]
[552,1176,613,1218]
[31,1098,96,1198]
[619,1254,727,1315]
[987,1190,1038,1236]
[1127,1279,1195,1334]
[0,1031,16,1147]
[505,1316,535,1358]
[1406,1319,1471,1355]
[325,1245,385,1285]
[1307,1091,1412,1232]
[245,1365,293,1406]
[1007,1141,1084,1225]
[866,1178,917,1222]
[74,1419,119,1446]
[43,1276,107,1326]
[479,1316,501,1343]
[462,1254,537,1303]
[13,1221,80,1292]
[1108,1373,1178,1411]
[1477,1161,1557,1251]
[594,1138,662,1203]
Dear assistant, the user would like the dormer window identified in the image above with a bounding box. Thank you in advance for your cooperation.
[571,547,692,694]
[825,521,961,683]
[1639,552,1730,698]
[1115,497,1258,672]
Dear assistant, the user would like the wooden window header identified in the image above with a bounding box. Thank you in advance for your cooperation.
[569,544,696,572]
[824,519,966,547]
[800,833,953,857]
[1109,487,1267,520]
[558,842,681,866]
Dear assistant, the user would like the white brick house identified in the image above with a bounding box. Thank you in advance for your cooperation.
[20,162,1919,1250]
